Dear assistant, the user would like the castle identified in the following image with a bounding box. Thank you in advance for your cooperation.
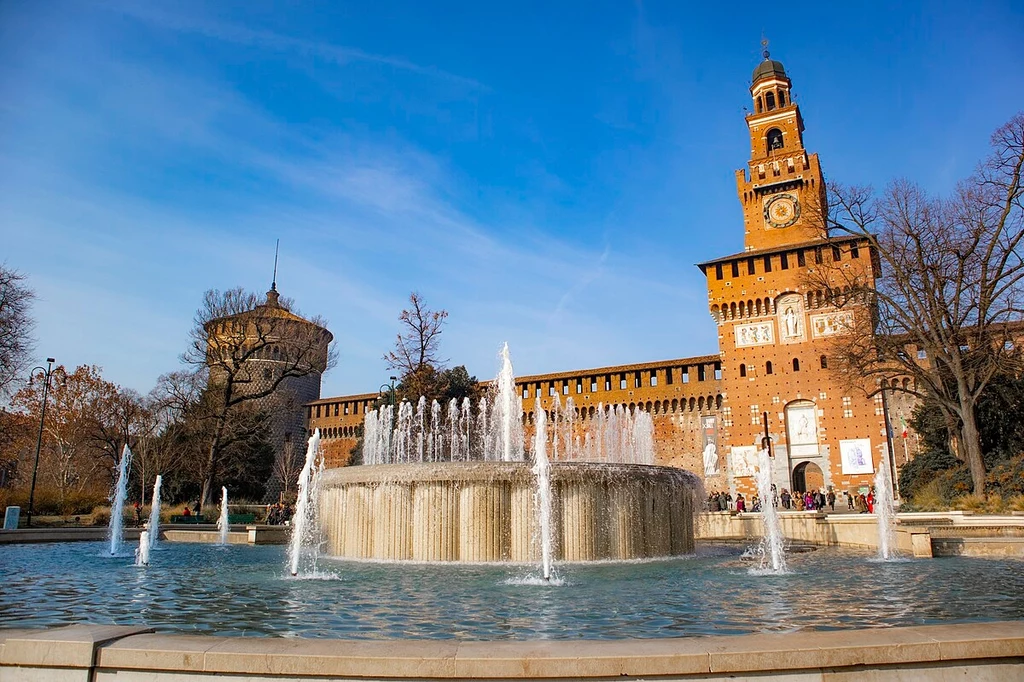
[302,53,920,498]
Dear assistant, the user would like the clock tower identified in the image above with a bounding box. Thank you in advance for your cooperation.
[735,47,826,252]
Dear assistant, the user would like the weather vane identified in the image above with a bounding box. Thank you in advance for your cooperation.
[761,36,770,60]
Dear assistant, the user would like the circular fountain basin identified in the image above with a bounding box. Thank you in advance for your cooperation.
[318,462,700,563]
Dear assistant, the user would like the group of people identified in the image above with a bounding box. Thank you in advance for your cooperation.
[708,486,876,514]
[778,488,836,511]
[265,502,294,525]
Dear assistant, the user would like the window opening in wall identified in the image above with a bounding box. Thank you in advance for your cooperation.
[316,405,321,418]
[634,372,642,388]
[605,375,612,391]
[797,250,806,267]
[666,368,674,385]
[731,261,739,278]
[764,255,772,272]
[682,370,689,383]
[536,387,542,398]
[815,247,823,264]
[739,364,747,377]
[715,263,723,280]
[650,371,658,387]
[522,387,529,399]
[820,355,828,369]
[765,91,777,111]
[714,362,722,380]
[780,253,789,269]
[562,383,569,395]
[747,257,756,275]
[591,378,598,392]
[698,365,706,381]
[832,245,842,261]
[766,361,774,375]
[793,358,800,371]
[851,245,860,258]
[576,381,583,394]
[778,90,786,106]
[620,377,627,390]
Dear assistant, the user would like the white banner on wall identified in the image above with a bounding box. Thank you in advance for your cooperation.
[839,438,874,475]
[730,445,758,478]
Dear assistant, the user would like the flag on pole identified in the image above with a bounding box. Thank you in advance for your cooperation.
[900,415,908,439]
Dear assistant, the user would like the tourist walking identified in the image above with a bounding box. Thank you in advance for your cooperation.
[827,489,836,511]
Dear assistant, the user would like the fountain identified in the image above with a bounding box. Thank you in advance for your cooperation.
[318,346,701,564]
[289,430,324,576]
[532,401,554,581]
[147,474,162,550]
[135,531,150,566]
[107,445,132,556]
[217,487,230,546]
[875,453,898,560]
[754,445,786,572]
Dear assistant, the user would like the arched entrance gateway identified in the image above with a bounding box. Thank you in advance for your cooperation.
[792,461,824,493]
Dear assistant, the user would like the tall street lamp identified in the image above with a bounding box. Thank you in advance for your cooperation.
[27,358,56,528]
[378,376,398,459]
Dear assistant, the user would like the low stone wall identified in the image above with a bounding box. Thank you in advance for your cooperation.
[0,527,143,544]
[698,511,1024,558]
[1,622,1021,681]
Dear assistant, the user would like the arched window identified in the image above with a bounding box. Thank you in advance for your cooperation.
[766,128,783,151]
[765,91,776,110]
[766,361,774,375]
[739,364,747,378]
[793,358,800,371]
[756,96,763,113]
[820,355,828,369]
[778,89,786,106]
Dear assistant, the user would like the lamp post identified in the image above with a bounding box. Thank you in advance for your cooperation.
[26,358,56,528]
[378,376,398,460]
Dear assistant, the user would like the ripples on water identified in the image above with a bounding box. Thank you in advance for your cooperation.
[1,541,1022,639]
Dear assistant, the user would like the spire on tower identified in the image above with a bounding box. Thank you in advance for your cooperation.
[271,239,280,293]
[761,36,770,60]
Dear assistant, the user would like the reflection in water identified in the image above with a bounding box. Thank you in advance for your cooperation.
[1,541,1022,640]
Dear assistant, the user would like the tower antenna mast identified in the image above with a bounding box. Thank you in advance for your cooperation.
[272,239,280,292]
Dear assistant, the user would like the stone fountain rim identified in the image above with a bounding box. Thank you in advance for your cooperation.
[319,461,701,486]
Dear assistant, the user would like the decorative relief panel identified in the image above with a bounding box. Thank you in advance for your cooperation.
[810,311,854,338]
[777,293,805,344]
[734,321,775,348]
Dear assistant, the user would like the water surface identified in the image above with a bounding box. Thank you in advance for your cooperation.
[1,541,1021,639]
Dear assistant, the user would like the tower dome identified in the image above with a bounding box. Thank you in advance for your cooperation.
[752,57,787,83]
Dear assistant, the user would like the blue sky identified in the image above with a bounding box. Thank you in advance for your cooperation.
[1,0,1022,399]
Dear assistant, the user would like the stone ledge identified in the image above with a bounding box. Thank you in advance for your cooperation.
[1,621,1019,679]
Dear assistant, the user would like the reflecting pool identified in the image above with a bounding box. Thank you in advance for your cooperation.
[1,541,1022,640]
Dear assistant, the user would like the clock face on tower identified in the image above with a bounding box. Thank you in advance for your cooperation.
[763,193,801,228]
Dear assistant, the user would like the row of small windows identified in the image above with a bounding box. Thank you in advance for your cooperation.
[712,243,861,281]
[738,356,828,377]
[309,400,374,420]
[322,425,362,440]
[713,286,861,323]
[524,395,724,422]
[517,364,722,399]
[755,88,788,114]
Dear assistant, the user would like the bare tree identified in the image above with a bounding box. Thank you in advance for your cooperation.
[812,113,1024,494]
[384,292,448,375]
[0,265,35,398]
[183,288,334,510]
